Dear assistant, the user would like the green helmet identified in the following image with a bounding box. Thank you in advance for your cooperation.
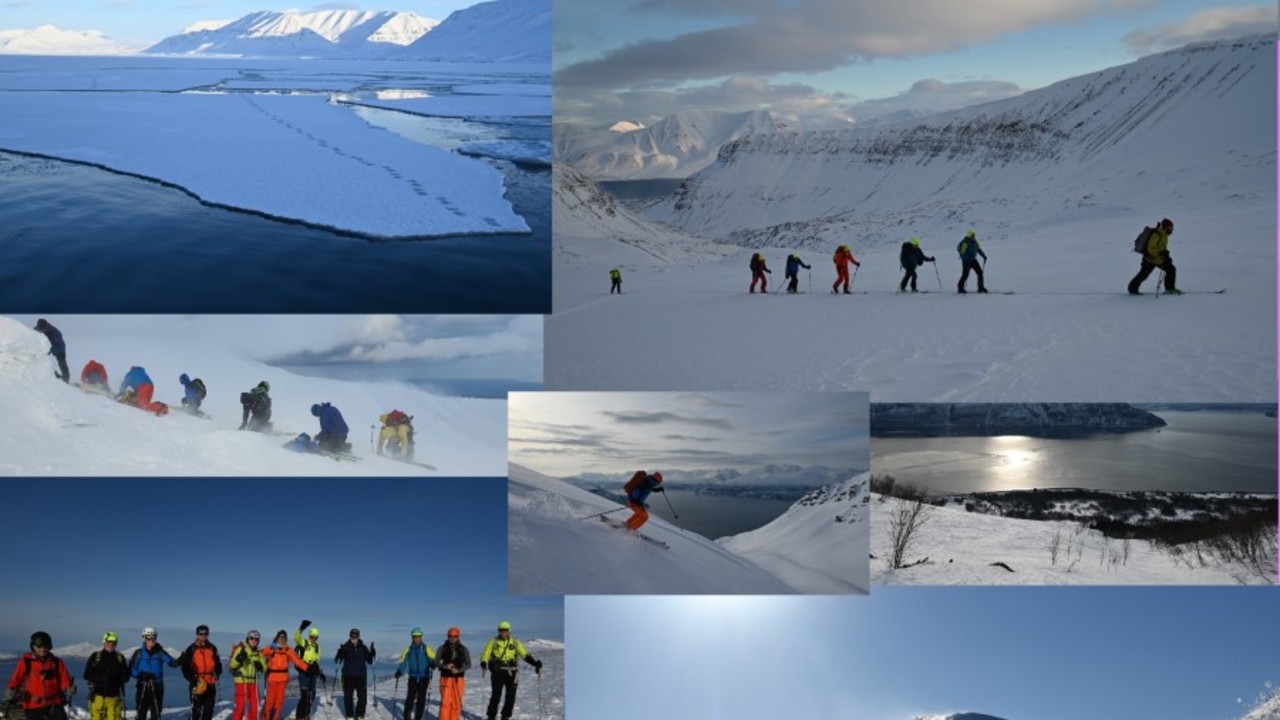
[498,621,512,631]
[966,229,976,238]
[103,631,119,644]
[910,237,920,246]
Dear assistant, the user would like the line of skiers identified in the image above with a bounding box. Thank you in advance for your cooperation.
[6,622,542,720]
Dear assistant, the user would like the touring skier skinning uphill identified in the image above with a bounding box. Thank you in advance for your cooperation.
[832,245,861,294]
[229,631,265,720]
[609,267,622,294]
[33,319,69,384]
[170,625,221,720]
[623,470,665,531]
[128,628,174,720]
[84,631,129,720]
[748,253,771,293]
[334,628,375,720]
[394,628,436,720]
[785,253,811,294]
[435,629,470,720]
[6,631,73,720]
[479,622,542,720]
[956,229,988,293]
[260,631,307,720]
[899,238,934,292]
[292,621,325,720]
[1128,218,1181,295]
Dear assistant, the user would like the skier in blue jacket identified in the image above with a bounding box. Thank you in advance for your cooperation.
[394,628,436,720]
[129,628,175,720]
[956,229,988,293]
[784,253,811,294]
[311,403,349,453]
[179,374,207,413]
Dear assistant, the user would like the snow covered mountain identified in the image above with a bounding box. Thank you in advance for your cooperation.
[144,10,436,57]
[556,109,785,180]
[402,0,549,62]
[913,714,1011,720]
[0,25,137,55]
[871,403,1166,436]
[508,463,868,593]
[564,464,863,500]
[1243,692,1280,720]
[49,642,99,659]
[0,317,504,476]
[719,473,870,592]
[650,35,1275,242]
[553,165,731,264]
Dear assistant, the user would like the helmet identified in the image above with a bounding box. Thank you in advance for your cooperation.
[411,627,423,637]
[349,628,361,638]
[1160,218,1174,232]
[311,404,323,417]
[447,627,461,638]
[652,472,663,484]
[30,631,51,650]
[966,229,975,238]
[103,631,119,644]
[910,237,920,246]
[196,624,210,636]
[275,630,288,641]
[841,245,850,251]
[142,627,157,640]
[258,381,270,392]
[246,630,261,641]
[179,373,190,384]
[497,622,511,631]
[309,628,320,638]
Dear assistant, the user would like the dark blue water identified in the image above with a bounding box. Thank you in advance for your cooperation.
[0,122,549,313]
[597,178,685,201]
[645,488,796,539]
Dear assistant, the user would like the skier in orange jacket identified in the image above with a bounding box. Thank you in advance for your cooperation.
[832,245,861,294]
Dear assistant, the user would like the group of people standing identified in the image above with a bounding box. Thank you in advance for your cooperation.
[6,621,543,720]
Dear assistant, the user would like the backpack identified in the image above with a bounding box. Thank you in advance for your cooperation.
[749,253,761,271]
[191,378,207,400]
[385,410,410,426]
[1133,226,1155,255]
[623,470,646,495]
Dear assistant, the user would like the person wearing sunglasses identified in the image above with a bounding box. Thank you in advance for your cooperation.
[479,622,542,720]
[84,631,129,720]
[229,630,266,720]
[333,628,375,720]
[292,620,325,720]
[170,625,222,720]
[435,628,470,720]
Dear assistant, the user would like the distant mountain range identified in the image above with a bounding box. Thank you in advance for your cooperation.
[0,25,139,55]
[870,403,1167,437]
[144,10,438,56]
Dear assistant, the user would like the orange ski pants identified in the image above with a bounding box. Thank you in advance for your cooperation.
[833,265,850,292]
[260,680,286,720]
[135,383,167,414]
[438,677,465,720]
[624,502,649,531]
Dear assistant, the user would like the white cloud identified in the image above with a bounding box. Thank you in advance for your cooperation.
[1123,4,1277,54]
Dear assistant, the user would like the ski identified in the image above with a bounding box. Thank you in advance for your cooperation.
[597,516,669,549]
[380,456,436,471]
[318,450,363,462]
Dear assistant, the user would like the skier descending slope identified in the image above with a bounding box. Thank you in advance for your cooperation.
[623,470,665,531]
[956,229,988,293]
[831,245,860,294]
[1128,218,1181,295]
[899,238,935,293]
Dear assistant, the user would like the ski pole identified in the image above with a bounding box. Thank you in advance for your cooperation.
[850,264,860,292]
[577,507,628,521]
[807,267,811,293]
[537,670,543,720]
[394,677,399,720]
[933,261,942,289]
[660,490,679,519]
[1156,269,1163,299]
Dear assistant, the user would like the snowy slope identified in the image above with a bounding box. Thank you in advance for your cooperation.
[0,25,137,55]
[556,110,784,180]
[402,0,549,62]
[0,317,504,476]
[718,473,870,592]
[1243,692,1280,720]
[145,11,436,57]
[869,494,1275,585]
[545,38,1275,401]
[507,463,797,593]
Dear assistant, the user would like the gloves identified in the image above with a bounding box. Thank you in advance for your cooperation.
[254,661,264,673]
[478,661,487,673]
[300,620,312,631]
[394,671,402,680]
[928,257,936,262]
[5,687,19,703]
[652,487,664,493]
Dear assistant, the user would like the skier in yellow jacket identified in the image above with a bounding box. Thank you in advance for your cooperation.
[479,622,542,720]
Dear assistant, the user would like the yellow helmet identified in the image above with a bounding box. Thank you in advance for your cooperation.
[910,237,920,246]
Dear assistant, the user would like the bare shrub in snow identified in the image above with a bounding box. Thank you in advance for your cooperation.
[888,495,933,569]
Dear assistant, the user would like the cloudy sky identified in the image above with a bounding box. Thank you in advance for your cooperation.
[0,0,482,46]
[554,0,1278,126]
[508,391,869,476]
[0,478,563,652]
[11,314,543,383]
[569,588,1280,720]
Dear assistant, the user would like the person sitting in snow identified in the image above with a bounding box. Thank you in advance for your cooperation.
[1127,217,1180,295]
[899,237,935,293]
[785,253,811,294]
[376,410,414,459]
[239,381,272,432]
[80,360,110,394]
[179,374,207,414]
[609,267,622,295]
[117,366,168,416]
[311,403,349,453]
[33,319,69,384]
[748,253,771,294]
[623,470,665,531]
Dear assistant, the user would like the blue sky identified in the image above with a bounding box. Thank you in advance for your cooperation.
[508,391,870,476]
[0,0,482,46]
[554,0,1278,125]
[9,315,543,384]
[0,478,563,652]
[568,588,1280,720]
